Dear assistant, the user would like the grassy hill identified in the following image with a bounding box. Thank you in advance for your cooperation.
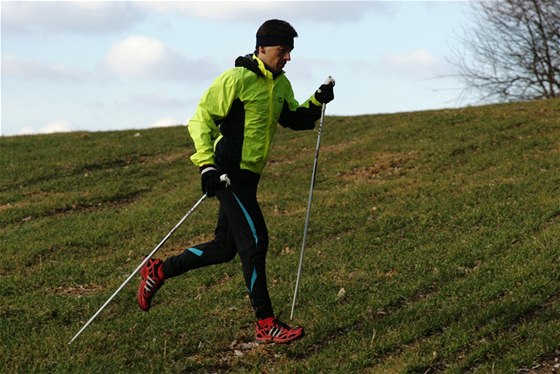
[1,98,559,373]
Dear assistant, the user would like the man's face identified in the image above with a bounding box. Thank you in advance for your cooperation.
[258,45,292,73]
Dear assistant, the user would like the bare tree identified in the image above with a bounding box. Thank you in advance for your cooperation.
[451,0,560,103]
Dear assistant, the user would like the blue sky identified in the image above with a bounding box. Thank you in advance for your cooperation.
[1,1,473,136]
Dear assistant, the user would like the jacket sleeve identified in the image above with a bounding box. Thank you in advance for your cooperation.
[278,83,322,131]
[188,70,239,168]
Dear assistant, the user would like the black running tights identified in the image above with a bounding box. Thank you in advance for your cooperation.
[161,172,273,319]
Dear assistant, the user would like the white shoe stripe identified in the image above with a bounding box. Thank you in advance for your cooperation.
[144,277,157,292]
[270,327,283,338]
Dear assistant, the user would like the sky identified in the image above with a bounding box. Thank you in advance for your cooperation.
[1,1,474,137]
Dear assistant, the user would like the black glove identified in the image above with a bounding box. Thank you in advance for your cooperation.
[200,165,222,197]
[314,76,335,104]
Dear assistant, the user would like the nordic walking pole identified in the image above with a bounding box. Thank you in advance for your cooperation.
[68,175,230,345]
[290,77,334,320]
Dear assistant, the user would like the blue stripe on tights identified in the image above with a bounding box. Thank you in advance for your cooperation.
[250,267,257,294]
[232,192,258,245]
[187,247,203,257]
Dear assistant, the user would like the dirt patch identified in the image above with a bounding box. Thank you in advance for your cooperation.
[0,203,14,212]
[322,136,369,154]
[142,152,186,165]
[45,283,104,297]
[211,338,284,369]
[519,350,560,373]
[340,152,418,181]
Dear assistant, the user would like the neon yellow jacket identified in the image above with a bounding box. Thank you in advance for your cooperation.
[188,54,322,175]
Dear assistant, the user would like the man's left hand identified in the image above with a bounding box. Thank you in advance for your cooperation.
[314,76,335,104]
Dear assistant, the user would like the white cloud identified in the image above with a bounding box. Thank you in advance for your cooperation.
[140,1,394,23]
[104,35,220,82]
[19,119,75,135]
[378,49,450,80]
[2,1,145,34]
[105,36,167,78]
[151,117,182,128]
[1,2,443,85]
[2,55,86,82]
[2,1,391,36]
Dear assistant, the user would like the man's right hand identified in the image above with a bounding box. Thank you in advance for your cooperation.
[200,165,222,197]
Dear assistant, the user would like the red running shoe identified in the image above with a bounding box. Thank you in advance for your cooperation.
[255,317,305,344]
[137,258,165,311]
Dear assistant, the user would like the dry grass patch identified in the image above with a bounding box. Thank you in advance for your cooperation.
[340,152,419,182]
[45,283,104,297]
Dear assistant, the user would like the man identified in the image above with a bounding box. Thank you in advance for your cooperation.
[137,19,334,344]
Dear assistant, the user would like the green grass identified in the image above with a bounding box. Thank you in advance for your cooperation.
[1,99,559,373]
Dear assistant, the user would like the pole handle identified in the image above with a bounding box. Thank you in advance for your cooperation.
[316,76,336,94]
[220,173,231,187]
